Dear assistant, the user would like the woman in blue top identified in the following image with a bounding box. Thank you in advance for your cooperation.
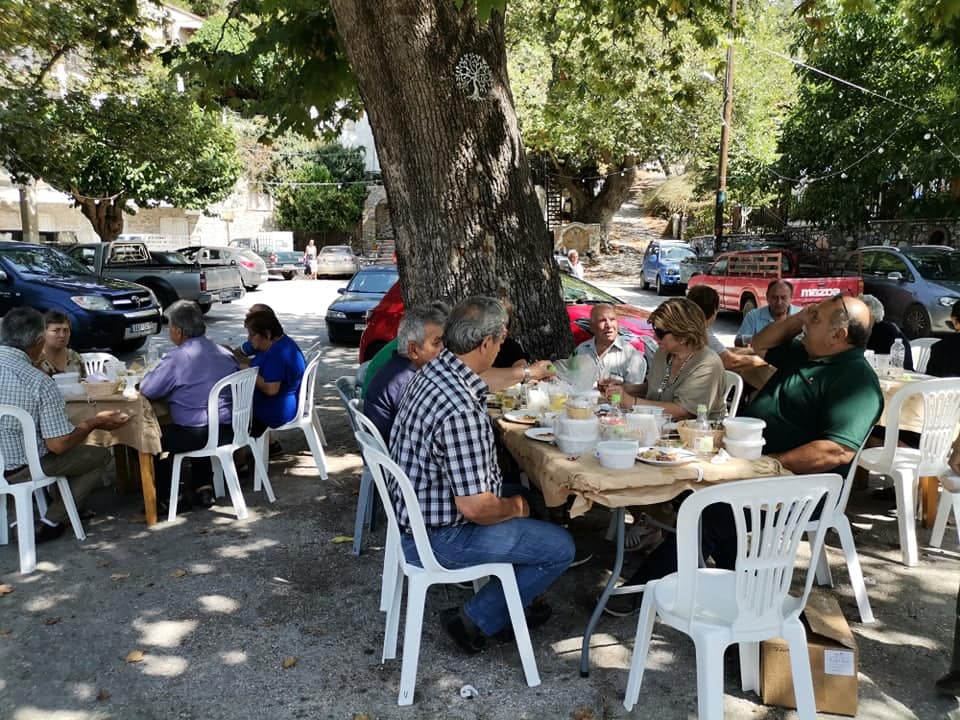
[244,311,306,437]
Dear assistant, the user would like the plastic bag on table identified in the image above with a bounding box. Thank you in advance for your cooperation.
[551,354,598,393]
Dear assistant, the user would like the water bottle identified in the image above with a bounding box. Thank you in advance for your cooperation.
[693,403,714,455]
[890,338,905,371]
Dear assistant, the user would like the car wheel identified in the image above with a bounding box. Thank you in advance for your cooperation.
[282,272,294,280]
[656,276,665,296]
[641,273,650,291]
[244,284,259,292]
[901,304,931,339]
[198,302,212,315]
[740,295,757,316]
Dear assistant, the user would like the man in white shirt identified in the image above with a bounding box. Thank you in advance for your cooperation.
[574,304,647,391]
[567,249,585,280]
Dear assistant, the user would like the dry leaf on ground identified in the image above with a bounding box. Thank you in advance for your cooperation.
[97,689,111,701]
[124,650,145,663]
[352,714,371,720]
[331,536,353,544]
[110,573,129,581]
[572,710,595,720]
[281,657,298,669]
[0,584,13,596]
[0,628,12,635]
[127,514,147,524]
[170,569,188,578]
[96,561,111,568]
[43,617,61,626]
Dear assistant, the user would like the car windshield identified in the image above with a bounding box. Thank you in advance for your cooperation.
[320,246,353,256]
[0,246,91,276]
[561,275,622,304]
[346,269,399,293]
[903,250,960,281]
[661,246,696,262]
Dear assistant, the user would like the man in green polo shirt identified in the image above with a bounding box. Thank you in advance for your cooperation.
[604,293,882,616]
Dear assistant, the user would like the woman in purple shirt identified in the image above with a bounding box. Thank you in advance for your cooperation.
[243,311,306,437]
[140,301,239,510]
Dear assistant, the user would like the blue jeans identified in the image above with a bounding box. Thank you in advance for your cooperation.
[401,518,575,636]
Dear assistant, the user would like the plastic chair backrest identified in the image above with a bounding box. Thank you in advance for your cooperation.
[722,370,744,419]
[910,338,940,374]
[335,375,359,411]
[349,399,387,452]
[673,474,841,631]
[356,431,447,574]
[201,368,258,450]
[80,352,121,377]
[303,341,323,360]
[880,377,960,476]
[0,405,46,489]
[832,441,868,517]
[293,354,321,423]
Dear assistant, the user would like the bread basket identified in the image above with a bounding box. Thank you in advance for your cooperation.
[83,380,120,399]
[676,420,724,450]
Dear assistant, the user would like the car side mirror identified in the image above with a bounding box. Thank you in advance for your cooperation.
[337,287,346,294]
[886,271,904,282]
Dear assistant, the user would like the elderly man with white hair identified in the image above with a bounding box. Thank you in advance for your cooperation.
[861,293,913,370]
[567,249,585,280]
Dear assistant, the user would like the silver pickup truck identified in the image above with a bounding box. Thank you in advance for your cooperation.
[65,242,245,313]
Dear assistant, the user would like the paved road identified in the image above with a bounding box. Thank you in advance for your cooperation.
[115,272,745,367]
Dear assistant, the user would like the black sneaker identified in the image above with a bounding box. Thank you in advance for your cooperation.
[35,521,67,544]
[495,601,553,642]
[440,607,486,655]
[601,592,641,618]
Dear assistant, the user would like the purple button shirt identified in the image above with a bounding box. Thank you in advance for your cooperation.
[140,336,239,427]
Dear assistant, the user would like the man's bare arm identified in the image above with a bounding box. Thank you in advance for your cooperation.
[455,492,528,525]
[769,439,855,475]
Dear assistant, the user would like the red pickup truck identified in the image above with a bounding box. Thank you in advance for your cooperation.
[686,250,863,315]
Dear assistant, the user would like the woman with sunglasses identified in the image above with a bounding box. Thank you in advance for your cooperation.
[604,297,725,420]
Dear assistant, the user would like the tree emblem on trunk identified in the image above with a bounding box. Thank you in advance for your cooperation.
[455,54,493,101]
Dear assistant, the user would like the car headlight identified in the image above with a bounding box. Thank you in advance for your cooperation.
[665,267,679,275]
[939,296,960,307]
[71,295,113,311]
[327,310,347,320]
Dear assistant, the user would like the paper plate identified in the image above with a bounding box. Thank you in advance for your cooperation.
[636,446,698,466]
[524,427,555,443]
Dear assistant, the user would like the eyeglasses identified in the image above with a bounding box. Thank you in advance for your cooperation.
[652,325,668,341]
[834,293,850,325]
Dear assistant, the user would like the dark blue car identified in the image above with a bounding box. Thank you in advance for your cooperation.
[0,242,162,352]
[325,265,399,344]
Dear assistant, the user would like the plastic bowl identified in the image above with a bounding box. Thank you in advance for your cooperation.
[723,417,766,441]
[723,436,765,460]
[555,434,596,456]
[53,372,80,385]
[596,440,640,469]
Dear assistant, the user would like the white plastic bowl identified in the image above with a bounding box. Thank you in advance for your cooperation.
[555,434,596,456]
[723,417,766,441]
[723,436,765,460]
[596,440,640,469]
[53,372,80,385]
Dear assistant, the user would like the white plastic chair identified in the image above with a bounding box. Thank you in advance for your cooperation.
[910,338,940,374]
[622,474,842,720]
[167,368,273,521]
[253,354,327,480]
[858,377,960,566]
[806,442,875,623]
[80,352,121,378]
[355,431,540,706]
[930,472,960,549]
[721,370,743,418]
[0,405,86,573]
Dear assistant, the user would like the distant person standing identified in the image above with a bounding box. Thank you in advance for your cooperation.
[305,239,318,280]
[567,249,585,280]
[735,280,801,347]
[927,299,960,378]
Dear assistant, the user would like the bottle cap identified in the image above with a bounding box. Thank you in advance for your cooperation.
[611,394,621,403]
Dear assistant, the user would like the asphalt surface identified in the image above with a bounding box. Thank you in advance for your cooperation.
[1,274,959,720]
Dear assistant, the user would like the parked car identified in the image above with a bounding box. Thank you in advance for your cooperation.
[178,245,269,290]
[326,265,400,344]
[687,249,862,316]
[316,245,360,277]
[258,250,303,280]
[640,240,698,295]
[844,245,960,338]
[358,274,657,364]
[66,241,245,313]
[0,242,162,353]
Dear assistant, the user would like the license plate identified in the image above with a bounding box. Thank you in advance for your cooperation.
[220,289,242,301]
[354,323,367,331]
[125,322,157,339]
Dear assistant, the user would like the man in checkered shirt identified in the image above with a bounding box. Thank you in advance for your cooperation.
[0,308,128,542]
[390,296,574,653]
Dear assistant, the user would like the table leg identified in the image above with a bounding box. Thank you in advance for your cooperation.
[581,507,626,678]
[139,451,157,526]
[920,475,940,529]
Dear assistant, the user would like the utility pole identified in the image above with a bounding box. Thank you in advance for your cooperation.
[714,0,736,253]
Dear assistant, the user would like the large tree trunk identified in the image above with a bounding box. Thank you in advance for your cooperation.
[18,181,39,243]
[73,193,125,242]
[329,0,572,359]
[555,160,636,252]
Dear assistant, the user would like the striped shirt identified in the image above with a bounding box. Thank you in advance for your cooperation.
[389,349,501,531]
[0,346,75,470]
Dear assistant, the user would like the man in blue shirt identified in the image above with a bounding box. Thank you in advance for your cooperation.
[141,301,239,509]
[363,302,448,441]
[735,280,801,347]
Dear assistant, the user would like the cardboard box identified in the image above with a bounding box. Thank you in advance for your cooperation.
[760,589,859,716]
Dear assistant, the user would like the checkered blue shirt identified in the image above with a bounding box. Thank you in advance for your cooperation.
[389,349,502,531]
[0,346,75,470]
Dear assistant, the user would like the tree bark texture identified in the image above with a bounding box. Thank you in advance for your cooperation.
[73,193,125,242]
[329,0,572,359]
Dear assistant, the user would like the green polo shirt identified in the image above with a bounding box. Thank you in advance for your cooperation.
[361,338,399,398]
[744,339,883,456]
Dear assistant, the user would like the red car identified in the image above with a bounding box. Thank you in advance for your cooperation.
[358,274,656,362]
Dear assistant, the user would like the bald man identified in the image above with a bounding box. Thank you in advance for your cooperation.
[574,303,647,389]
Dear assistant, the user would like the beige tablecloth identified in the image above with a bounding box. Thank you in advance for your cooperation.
[66,393,163,455]
[498,420,786,517]
[876,372,938,433]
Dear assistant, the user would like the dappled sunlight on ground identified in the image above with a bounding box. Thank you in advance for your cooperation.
[133,618,198,648]
[198,594,240,614]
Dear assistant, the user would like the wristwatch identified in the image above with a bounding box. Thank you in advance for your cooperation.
[522,364,532,383]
